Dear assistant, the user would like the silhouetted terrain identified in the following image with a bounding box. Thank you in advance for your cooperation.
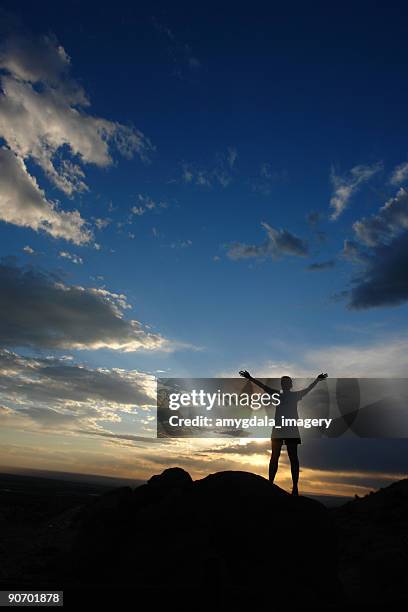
[0,471,143,589]
[332,478,408,604]
[72,468,340,602]
[0,469,407,604]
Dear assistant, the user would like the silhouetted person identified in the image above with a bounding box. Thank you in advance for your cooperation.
[239,370,328,495]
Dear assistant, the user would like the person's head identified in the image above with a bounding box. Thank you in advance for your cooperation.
[280,375,293,391]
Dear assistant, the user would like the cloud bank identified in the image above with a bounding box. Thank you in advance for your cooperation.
[0,349,155,436]
[0,261,171,352]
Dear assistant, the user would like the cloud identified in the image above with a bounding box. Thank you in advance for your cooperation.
[0,148,92,244]
[0,349,154,406]
[58,251,83,264]
[307,260,335,271]
[131,194,167,216]
[221,334,408,378]
[0,32,153,242]
[94,217,111,230]
[75,430,163,444]
[390,161,408,185]
[0,261,173,351]
[329,162,382,220]
[0,348,155,435]
[0,33,73,86]
[0,34,153,193]
[226,222,308,260]
[22,245,34,254]
[352,187,408,247]
[204,438,407,482]
[348,233,408,309]
[305,335,408,377]
[341,189,408,308]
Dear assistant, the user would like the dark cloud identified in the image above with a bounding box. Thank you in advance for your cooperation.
[0,261,169,351]
[17,406,79,427]
[353,187,408,247]
[0,349,156,440]
[341,189,408,308]
[307,260,336,271]
[348,232,408,309]
[227,222,308,260]
[0,349,154,407]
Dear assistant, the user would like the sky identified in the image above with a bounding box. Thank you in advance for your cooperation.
[0,1,407,497]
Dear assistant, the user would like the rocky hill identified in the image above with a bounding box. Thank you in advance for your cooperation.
[73,468,341,603]
[331,478,408,604]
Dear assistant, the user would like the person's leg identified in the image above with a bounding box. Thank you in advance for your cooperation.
[269,439,282,483]
[287,442,299,495]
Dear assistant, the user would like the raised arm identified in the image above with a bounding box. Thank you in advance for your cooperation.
[299,373,328,398]
[239,370,279,395]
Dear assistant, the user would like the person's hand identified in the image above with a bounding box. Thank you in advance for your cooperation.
[317,373,328,380]
[239,370,251,379]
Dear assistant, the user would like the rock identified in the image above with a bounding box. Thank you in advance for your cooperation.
[73,469,342,602]
[148,467,193,488]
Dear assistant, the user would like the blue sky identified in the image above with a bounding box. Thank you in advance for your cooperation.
[0,1,407,492]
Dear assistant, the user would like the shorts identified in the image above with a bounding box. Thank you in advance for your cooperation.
[272,437,301,445]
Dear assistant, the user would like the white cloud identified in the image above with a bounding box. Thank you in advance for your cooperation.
[94,217,111,230]
[305,336,408,377]
[0,33,153,242]
[390,161,408,185]
[0,34,153,194]
[329,162,382,220]
[58,250,83,264]
[0,147,92,244]
[131,206,145,216]
[220,335,408,378]
[130,194,167,217]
